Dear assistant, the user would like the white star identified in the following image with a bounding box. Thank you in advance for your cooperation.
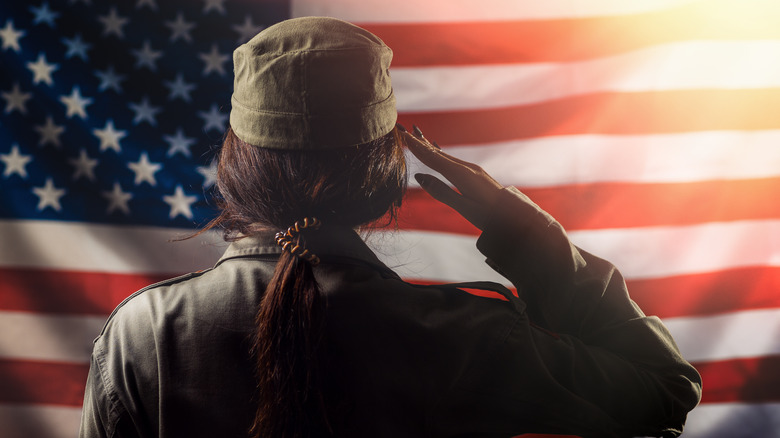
[1,144,32,179]
[92,120,126,153]
[128,96,161,125]
[232,16,264,44]
[2,83,32,114]
[164,73,195,102]
[32,178,66,212]
[27,53,58,86]
[34,116,65,147]
[30,2,59,27]
[103,182,132,215]
[59,86,92,119]
[132,40,162,71]
[198,44,228,76]
[0,20,25,52]
[165,12,195,43]
[98,7,128,38]
[197,103,227,132]
[203,0,226,15]
[196,159,217,189]
[68,148,98,181]
[62,33,91,60]
[164,128,195,157]
[136,0,157,10]
[127,152,162,186]
[163,185,197,219]
[95,66,125,92]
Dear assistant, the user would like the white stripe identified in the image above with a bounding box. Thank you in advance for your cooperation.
[367,230,507,284]
[369,220,780,282]
[406,131,780,187]
[0,404,82,438]
[0,219,227,274]
[292,0,699,22]
[665,308,780,362]
[681,402,780,438]
[3,219,779,282]
[393,41,780,112]
[567,220,780,280]
[0,311,105,363]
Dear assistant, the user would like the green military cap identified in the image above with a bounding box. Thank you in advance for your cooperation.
[230,16,397,149]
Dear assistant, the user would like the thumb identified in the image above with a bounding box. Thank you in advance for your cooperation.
[415,173,487,229]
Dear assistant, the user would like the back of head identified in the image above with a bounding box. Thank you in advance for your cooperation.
[217,16,405,234]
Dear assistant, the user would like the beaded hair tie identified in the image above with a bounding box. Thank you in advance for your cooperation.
[274,217,322,265]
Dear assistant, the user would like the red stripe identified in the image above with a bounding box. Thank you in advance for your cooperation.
[627,266,780,320]
[362,2,780,66]
[414,266,780,320]
[398,190,477,235]
[528,179,780,231]
[0,267,172,315]
[0,359,88,407]
[457,287,510,301]
[397,90,780,146]
[400,178,780,234]
[405,280,514,301]
[694,355,780,404]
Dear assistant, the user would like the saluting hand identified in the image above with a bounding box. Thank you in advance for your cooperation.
[399,124,504,231]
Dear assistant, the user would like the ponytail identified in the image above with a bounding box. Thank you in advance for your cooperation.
[251,231,329,437]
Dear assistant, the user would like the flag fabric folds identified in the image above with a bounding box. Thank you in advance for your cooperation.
[1,1,779,437]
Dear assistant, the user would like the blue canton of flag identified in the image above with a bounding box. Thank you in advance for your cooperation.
[0,0,289,228]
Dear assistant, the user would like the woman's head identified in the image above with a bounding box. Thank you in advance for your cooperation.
[210,16,406,237]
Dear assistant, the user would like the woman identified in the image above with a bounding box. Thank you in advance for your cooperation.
[79,17,701,438]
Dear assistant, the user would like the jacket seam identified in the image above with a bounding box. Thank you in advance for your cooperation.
[93,343,127,437]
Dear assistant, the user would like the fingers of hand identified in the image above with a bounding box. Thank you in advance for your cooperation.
[403,129,497,184]
[414,173,457,204]
[400,123,503,204]
[402,124,488,175]
[415,173,487,230]
[415,172,467,213]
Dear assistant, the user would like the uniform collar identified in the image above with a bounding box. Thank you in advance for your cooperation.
[216,225,400,279]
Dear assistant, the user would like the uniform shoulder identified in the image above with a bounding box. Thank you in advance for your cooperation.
[97,270,211,337]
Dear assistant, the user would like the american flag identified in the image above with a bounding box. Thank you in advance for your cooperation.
[1,0,779,437]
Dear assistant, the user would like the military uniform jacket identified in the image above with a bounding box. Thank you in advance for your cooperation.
[79,188,702,438]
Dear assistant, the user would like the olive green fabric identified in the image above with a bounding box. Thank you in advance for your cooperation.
[230,17,396,149]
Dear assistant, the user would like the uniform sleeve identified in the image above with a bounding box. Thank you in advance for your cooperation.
[79,352,112,438]
[79,324,148,438]
[466,187,702,437]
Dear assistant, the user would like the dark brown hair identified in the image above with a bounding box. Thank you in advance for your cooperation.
[203,126,406,437]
